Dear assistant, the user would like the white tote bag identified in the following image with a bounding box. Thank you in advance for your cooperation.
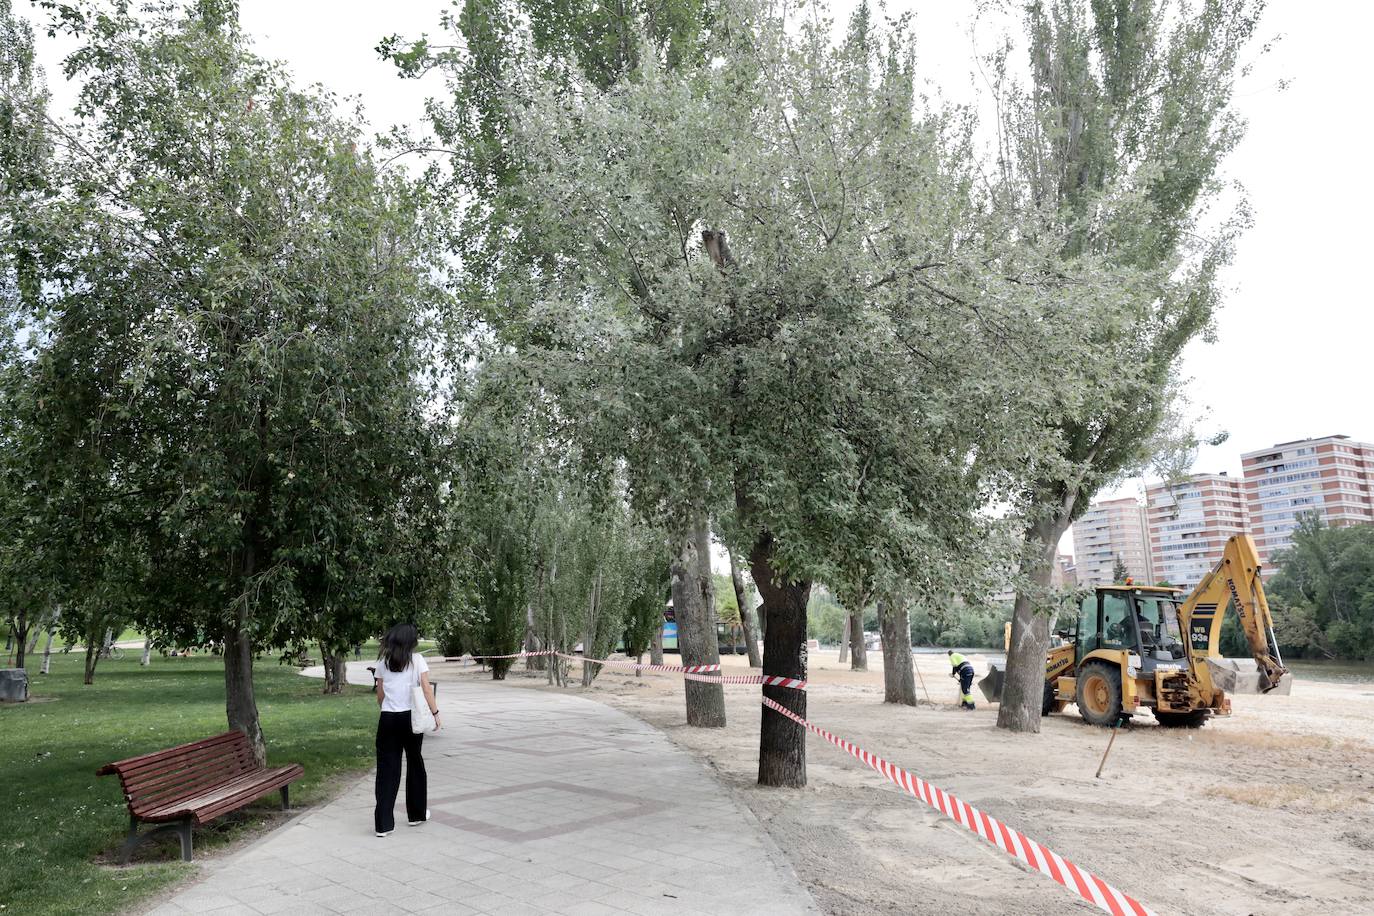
[410,662,436,734]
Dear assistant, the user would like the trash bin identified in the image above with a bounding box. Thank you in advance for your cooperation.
[0,668,29,702]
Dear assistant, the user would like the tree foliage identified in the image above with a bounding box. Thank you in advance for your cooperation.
[1267,517,1374,660]
[6,1,459,750]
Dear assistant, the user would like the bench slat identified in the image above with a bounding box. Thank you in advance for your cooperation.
[105,735,261,816]
[128,767,254,816]
[97,732,245,776]
[138,765,304,824]
[120,748,253,794]
[114,737,255,782]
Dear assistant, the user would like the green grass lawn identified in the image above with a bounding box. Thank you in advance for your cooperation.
[0,649,380,915]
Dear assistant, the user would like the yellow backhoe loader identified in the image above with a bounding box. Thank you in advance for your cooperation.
[980,534,1291,727]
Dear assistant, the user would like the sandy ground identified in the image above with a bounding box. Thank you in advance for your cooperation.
[428,650,1374,916]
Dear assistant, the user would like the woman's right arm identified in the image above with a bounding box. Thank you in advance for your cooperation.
[375,676,384,706]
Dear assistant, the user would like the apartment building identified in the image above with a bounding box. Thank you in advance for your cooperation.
[1145,473,1250,590]
[1071,497,1153,587]
[1242,435,1374,566]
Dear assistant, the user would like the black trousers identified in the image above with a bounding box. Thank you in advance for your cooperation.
[375,710,426,832]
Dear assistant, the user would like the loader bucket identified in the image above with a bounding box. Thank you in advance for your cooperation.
[978,665,1005,703]
[1205,657,1294,696]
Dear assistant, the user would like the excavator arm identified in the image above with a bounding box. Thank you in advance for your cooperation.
[1178,534,1291,696]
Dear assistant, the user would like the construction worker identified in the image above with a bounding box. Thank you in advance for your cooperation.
[947,650,976,710]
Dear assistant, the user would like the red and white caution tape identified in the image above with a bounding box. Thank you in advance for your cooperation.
[761,697,1155,916]
[444,649,721,674]
[556,652,721,674]
[443,650,556,662]
[683,672,807,690]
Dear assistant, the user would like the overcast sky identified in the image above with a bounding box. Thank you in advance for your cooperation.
[32,0,1374,500]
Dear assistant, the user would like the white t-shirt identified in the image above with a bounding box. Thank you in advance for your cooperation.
[375,653,429,713]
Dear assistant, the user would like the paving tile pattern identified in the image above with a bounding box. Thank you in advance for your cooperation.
[144,678,818,915]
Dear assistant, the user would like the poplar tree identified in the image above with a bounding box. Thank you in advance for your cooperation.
[994,0,1265,732]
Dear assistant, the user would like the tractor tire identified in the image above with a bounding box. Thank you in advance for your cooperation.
[1076,661,1123,727]
[1153,709,1209,729]
[1041,679,1057,717]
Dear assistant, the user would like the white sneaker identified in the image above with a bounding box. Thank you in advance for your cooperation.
[376,829,393,837]
[408,810,431,826]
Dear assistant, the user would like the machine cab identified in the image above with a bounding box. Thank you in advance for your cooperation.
[1074,586,1188,671]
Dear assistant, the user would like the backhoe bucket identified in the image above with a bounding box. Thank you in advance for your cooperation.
[978,665,1005,703]
[1206,657,1294,696]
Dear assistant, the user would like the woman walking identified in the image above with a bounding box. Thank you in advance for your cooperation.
[373,623,440,836]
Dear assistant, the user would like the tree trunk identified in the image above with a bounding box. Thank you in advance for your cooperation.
[27,614,43,655]
[671,516,725,727]
[849,606,868,671]
[41,627,56,675]
[879,598,917,705]
[224,622,266,764]
[524,598,545,671]
[13,608,29,670]
[582,571,603,687]
[650,624,664,666]
[101,627,114,659]
[749,528,810,788]
[83,615,102,684]
[997,516,1069,734]
[140,637,153,667]
[729,551,763,668]
[838,616,849,664]
[320,643,346,695]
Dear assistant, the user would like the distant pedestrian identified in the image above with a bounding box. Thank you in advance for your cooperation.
[373,623,440,837]
[947,650,977,710]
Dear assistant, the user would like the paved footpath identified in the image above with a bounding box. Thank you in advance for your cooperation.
[146,663,817,916]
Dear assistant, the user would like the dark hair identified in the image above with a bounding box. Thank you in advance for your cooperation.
[380,624,419,673]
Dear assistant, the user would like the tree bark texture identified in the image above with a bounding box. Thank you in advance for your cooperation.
[671,516,725,727]
[320,645,346,694]
[848,606,868,671]
[997,517,1068,734]
[749,529,810,788]
[41,626,56,675]
[582,571,603,687]
[27,617,42,655]
[224,622,266,764]
[12,609,29,670]
[728,551,763,668]
[837,616,849,664]
[650,624,664,666]
[524,600,545,671]
[878,598,917,705]
[82,615,102,684]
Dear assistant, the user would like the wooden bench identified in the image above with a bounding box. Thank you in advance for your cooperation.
[98,730,304,863]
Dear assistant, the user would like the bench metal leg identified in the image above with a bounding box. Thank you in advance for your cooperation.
[117,816,195,865]
[280,785,290,811]
[116,815,144,865]
[176,818,193,862]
